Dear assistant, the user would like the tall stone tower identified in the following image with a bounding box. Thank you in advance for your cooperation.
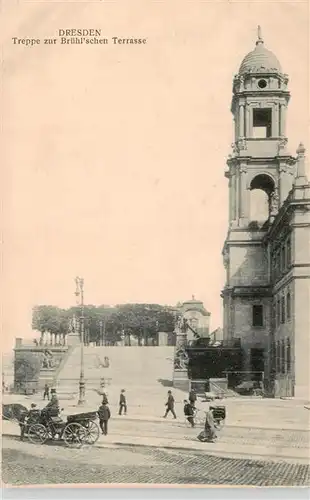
[222,28,310,398]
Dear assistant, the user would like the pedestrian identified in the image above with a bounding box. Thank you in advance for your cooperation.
[197,407,217,443]
[101,392,109,405]
[42,389,59,416]
[43,384,50,400]
[119,389,127,415]
[98,402,111,435]
[183,399,195,427]
[163,390,177,419]
[20,403,40,441]
[189,389,197,408]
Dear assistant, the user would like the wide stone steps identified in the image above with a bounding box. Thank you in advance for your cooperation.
[56,346,175,393]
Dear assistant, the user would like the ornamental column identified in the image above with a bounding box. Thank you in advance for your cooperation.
[245,104,251,137]
[229,167,237,223]
[239,164,248,219]
[272,103,279,137]
[280,104,286,137]
[239,104,245,137]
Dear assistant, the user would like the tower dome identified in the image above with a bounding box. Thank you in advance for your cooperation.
[239,27,282,75]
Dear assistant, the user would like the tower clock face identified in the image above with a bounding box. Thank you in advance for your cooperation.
[257,79,267,89]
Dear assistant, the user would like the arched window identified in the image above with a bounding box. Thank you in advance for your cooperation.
[250,189,269,223]
[286,338,291,372]
[287,292,291,321]
[249,174,275,227]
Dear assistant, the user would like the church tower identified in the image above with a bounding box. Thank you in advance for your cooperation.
[222,28,298,386]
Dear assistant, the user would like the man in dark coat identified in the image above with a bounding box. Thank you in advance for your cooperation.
[119,389,127,415]
[20,403,40,441]
[183,399,195,427]
[98,402,111,435]
[189,389,197,408]
[43,384,50,401]
[163,390,177,419]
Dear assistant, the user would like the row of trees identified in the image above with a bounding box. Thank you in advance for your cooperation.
[32,303,179,346]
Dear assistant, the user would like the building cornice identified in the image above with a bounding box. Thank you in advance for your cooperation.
[264,193,310,243]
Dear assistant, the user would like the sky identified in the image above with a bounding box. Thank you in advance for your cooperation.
[1,0,309,353]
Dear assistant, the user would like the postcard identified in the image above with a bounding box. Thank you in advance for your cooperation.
[1,0,309,490]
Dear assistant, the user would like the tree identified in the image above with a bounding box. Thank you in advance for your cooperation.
[115,304,177,346]
[32,305,70,342]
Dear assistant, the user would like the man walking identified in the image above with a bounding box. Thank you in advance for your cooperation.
[119,389,127,415]
[43,384,50,401]
[163,390,177,419]
[98,402,111,435]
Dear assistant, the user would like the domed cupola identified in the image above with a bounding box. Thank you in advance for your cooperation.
[239,27,282,75]
[230,27,290,155]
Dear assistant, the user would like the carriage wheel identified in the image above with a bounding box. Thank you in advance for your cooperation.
[84,421,100,445]
[63,422,86,448]
[28,424,48,444]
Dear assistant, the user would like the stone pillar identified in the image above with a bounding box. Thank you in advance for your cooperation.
[49,332,53,345]
[272,103,279,137]
[245,105,251,137]
[235,169,240,223]
[239,104,245,137]
[280,104,286,137]
[233,117,237,141]
[229,168,237,222]
[239,165,248,218]
[222,295,229,342]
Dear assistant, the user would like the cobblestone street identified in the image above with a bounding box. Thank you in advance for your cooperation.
[2,435,309,486]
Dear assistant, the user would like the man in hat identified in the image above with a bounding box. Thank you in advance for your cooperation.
[43,389,60,414]
[163,390,177,419]
[20,403,40,441]
[43,384,50,401]
[98,401,111,435]
[118,389,127,415]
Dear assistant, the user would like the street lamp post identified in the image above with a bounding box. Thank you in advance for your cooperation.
[75,276,86,406]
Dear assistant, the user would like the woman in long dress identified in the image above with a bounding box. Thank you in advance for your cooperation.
[197,407,217,443]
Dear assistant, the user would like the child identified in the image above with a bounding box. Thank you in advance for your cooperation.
[183,399,195,427]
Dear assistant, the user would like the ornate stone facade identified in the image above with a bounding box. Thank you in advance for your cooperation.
[222,29,310,399]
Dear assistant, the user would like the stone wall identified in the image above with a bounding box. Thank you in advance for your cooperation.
[229,244,269,287]
[14,344,68,394]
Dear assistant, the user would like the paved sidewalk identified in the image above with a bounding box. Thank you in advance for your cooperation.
[3,416,309,465]
[95,432,310,465]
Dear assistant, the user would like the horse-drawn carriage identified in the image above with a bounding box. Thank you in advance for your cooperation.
[20,408,100,448]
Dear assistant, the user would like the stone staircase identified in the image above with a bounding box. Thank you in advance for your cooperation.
[209,379,238,398]
[54,346,187,410]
